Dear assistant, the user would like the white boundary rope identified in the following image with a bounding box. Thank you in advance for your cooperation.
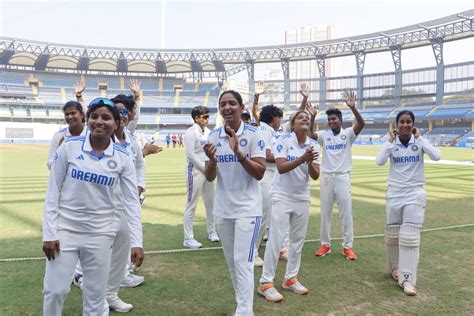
[1,223,472,263]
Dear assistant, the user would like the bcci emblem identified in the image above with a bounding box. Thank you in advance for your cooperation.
[341,135,347,141]
[239,138,248,147]
[107,160,118,170]
[411,145,419,151]
[276,144,283,153]
[257,140,265,150]
[130,145,137,156]
[54,152,58,161]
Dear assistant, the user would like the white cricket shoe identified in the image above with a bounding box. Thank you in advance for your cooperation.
[208,231,220,242]
[107,297,133,313]
[183,238,202,249]
[120,273,144,288]
[257,283,284,302]
[254,254,264,267]
[282,277,309,295]
[403,282,417,296]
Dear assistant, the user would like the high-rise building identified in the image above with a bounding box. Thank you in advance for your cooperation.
[285,24,339,106]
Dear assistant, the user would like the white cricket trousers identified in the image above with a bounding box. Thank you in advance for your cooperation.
[254,169,274,253]
[216,216,261,316]
[183,162,216,240]
[319,172,354,248]
[106,212,130,300]
[260,199,310,283]
[43,230,114,316]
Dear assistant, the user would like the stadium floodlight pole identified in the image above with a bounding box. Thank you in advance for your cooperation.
[354,51,366,110]
[431,38,445,107]
[315,54,327,110]
[390,46,402,108]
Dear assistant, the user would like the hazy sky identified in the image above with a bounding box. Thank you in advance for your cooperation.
[0,0,472,78]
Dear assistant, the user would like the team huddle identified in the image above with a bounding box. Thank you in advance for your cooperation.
[42,81,440,315]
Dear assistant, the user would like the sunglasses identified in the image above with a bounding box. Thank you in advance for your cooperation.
[118,108,129,117]
[88,98,115,108]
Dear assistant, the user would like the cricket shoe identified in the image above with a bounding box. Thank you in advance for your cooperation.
[107,297,133,313]
[315,244,331,257]
[257,283,284,302]
[282,277,309,295]
[120,273,144,288]
[342,247,357,260]
[183,238,202,249]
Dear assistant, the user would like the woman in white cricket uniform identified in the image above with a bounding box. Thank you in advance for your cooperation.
[47,101,87,170]
[376,110,440,296]
[203,90,266,316]
[42,98,144,316]
[183,106,217,249]
[258,110,320,302]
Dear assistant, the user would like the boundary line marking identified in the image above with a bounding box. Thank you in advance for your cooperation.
[1,223,472,263]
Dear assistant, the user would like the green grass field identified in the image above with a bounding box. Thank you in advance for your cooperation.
[0,144,473,315]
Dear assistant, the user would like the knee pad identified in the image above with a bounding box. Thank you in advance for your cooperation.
[384,224,400,245]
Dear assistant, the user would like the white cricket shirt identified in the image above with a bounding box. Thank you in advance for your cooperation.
[207,121,267,218]
[258,121,276,174]
[184,123,211,173]
[47,126,87,170]
[272,132,321,202]
[375,135,441,188]
[43,132,143,248]
[316,127,357,173]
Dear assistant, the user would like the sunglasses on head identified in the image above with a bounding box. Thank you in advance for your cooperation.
[88,98,115,109]
[118,108,129,117]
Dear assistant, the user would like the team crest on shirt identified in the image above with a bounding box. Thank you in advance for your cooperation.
[107,160,118,169]
[276,144,283,153]
[239,138,248,147]
[130,145,137,156]
[54,153,58,161]
[411,145,419,151]
[341,135,347,140]
[257,140,265,150]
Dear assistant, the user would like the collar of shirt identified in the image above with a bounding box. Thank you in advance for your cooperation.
[290,132,311,148]
[218,120,245,138]
[260,121,275,135]
[395,135,415,146]
[82,130,115,159]
[194,123,206,135]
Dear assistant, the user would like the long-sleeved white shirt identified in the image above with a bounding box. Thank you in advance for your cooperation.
[43,132,143,248]
[47,126,87,170]
[184,123,210,173]
[375,135,441,188]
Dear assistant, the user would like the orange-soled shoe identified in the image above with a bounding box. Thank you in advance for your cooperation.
[315,244,331,257]
[282,277,309,295]
[342,247,357,260]
[257,283,284,302]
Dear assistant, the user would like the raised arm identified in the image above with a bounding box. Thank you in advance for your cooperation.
[203,143,218,182]
[414,128,441,161]
[345,91,365,135]
[376,130,396,166]
[252,81,266,125]
[128,79,142,135]
[74,77,86,105]
[306,102,318,140]
[299,83,309,110]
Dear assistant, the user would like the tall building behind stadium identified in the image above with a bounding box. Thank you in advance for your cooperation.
[285,24,340,103]
[0,10,472,147]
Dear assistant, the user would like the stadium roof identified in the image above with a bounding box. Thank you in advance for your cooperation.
[0,10,472,76]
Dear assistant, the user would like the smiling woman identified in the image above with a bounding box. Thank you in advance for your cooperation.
[42,98,144,315]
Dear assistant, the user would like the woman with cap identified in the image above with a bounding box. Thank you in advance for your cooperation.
[257,110,320,302]
[376,110,440,296]
[42,98,144,315]
[182,105,218,249]
[204,90,266,316]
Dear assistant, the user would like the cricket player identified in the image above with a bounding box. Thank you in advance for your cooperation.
[204,90,266,316]
[376,110,440,296]
[183,105,218,249]
[313,91,365,260]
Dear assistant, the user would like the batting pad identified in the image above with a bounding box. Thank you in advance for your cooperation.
[385,224,400,272]
[399,223,421,286]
